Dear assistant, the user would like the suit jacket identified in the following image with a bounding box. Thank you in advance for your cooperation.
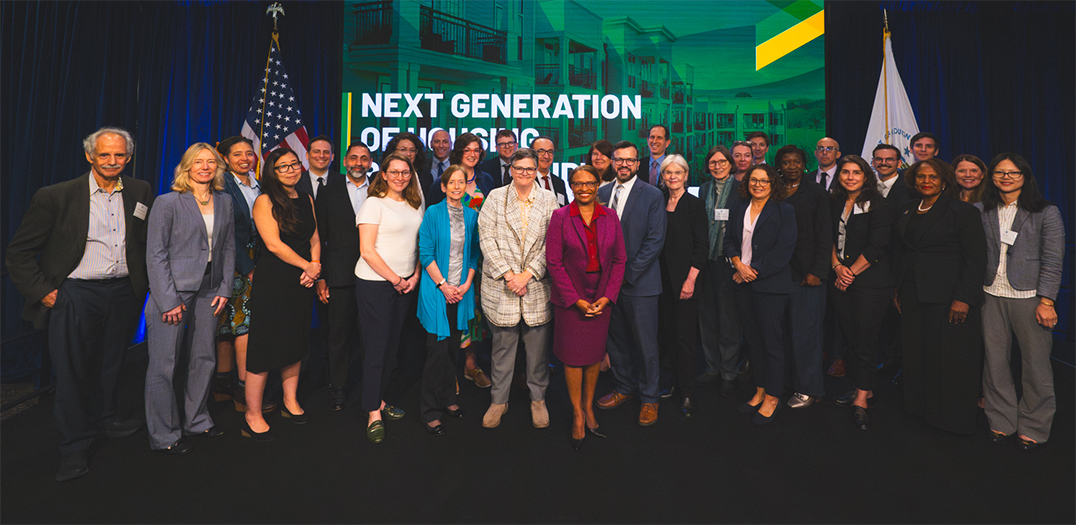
[830,196,893,288]
[480,157,511,187]
[6,172,154,328]
[545,204,626,309]
[478,185,558,327]
[976,202,1064,300]
[413,157,434,201]
[426,169,496,207]
[893,192,986,305]
[723,199,797,295]
[659,192,708,295]
[786,179,832,282]
[597,177,667,296]
[222,173,259,276]
[536,171,570,207]
[146,191,235,313]
[314,173,361,288]
[882,173,914,215]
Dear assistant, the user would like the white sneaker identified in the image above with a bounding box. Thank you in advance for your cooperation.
[482,403,508,428]
[531,400,549,428]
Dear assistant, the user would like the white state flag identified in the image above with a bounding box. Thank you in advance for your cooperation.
[861,29,920,168]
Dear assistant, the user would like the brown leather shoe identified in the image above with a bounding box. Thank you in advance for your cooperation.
[826,358,846,377]
[638,402,658,426]
[464,367,492,388]
[596,391,633,410]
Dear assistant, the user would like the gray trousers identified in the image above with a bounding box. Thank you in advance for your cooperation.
[144,272,217,450]
[982,295,1056,443]
[489,322,550,405]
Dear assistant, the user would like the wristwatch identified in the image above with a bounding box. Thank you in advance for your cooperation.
[436,278,447,288]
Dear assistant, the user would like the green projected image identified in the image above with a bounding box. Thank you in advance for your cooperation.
[342,0,825,184]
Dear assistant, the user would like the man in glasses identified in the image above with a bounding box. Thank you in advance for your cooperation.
[595,141,667,427]
[531,136,568,206]
[480,129,519,188]
[813,137,841,190]
[873,143,912,211]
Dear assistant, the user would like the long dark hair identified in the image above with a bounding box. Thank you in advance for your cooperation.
[383,132,428,176]
[831,155,882,204]
[260,148,302,235]
[980,152,1050,213]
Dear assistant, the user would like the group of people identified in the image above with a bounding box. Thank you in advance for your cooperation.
[5,125,1063,483]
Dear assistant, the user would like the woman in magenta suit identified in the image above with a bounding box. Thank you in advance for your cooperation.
[546,165,626,450]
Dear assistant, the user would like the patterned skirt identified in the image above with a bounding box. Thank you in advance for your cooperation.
[217,242,255,337]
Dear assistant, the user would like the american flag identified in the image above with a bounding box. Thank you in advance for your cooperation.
[241,33,310,173]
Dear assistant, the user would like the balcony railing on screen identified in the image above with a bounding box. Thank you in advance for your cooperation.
[351,1,392,45]
[419,6,507,65]
[536,64,560,85]
[568,65,596,89]
[568,124,596,149]
[534,127,560,146]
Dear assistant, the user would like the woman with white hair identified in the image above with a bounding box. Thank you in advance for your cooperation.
[657,154,708,417]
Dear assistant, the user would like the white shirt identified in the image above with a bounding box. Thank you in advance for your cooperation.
[346,176,370,216]
[817,166,837,189]
[740,205,760,267]
[354,196,424,281]
[232,172,260,220]
[984,201,1036,299]
[203,213,214,262]
[877,174,898,197]
[610,175,639,219]
[308,170,329,200]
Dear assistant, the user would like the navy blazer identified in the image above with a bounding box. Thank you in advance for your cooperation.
[222,173,259,276]
[426,169,496,207]
[723,199,797,294]
[830,196,893,288]
[314,173,363,288]
[976,202,1065,300]
[480,157,511,187]
[146,191,235,313]
[893,192,986,305]
[597,177,667,296]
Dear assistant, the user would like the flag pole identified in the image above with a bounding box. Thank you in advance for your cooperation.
[882,9,890,145]
[259,3,286,162]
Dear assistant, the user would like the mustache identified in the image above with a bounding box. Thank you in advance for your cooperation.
[101,164,123,169]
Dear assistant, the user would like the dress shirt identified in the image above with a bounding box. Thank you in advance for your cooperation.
[816,166,837,189]
[499,159,511,185]
[877,174,898,197]
[69,175,128,280]
[232,172,260,219]
[740,205,758,267]
[431,157,449,185]
[346,176,370,216]
[649,154,666,185]
[203,213,215,262]
[513,185,537,241]
[610,175,639,219]
[984,201,1036,299]
[538,170,553,191]
[308,170,329,200]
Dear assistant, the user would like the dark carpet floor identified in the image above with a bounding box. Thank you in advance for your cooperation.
[1,344,1073,524]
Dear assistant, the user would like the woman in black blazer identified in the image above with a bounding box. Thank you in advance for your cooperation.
[827,155,893,430]
[893,159,987,435]
[723,164,797,425]
[657,155,709,417]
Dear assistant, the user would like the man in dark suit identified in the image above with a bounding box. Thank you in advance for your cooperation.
[531,135,569,207]
[813,137,841,190]
[873,143,913,211]
[6,127,154,481]
[297,135,334,200]
[479,129,518,187]
[639,124,671,186]
[428,129,452,188]
[595,141,667,426]
[314,141,372,411]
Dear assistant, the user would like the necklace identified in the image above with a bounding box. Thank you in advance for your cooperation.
[788,182,800,188]
[466,171,476,184]
[194,192,212,206]
[917,200,933,212]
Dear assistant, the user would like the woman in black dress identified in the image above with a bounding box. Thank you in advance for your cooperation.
[657,155,708,417]
[893,159,986,435]
[242,148,321,441]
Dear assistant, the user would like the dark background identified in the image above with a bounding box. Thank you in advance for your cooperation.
[2,1,1073,384]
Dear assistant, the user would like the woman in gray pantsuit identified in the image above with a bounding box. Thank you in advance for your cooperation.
[144,143,235,454]
[977,152,1064,450]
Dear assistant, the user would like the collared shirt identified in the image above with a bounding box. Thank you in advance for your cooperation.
[232,172,260,220]
[610,174,638,219]
[346,175,370,216]
[649,154,666,185]
[569,202,605,272]
[513,185,537,241]
[741,205,759,267]
[817,166,837,189]
[499,158,512,185]
[984,201,1036,299]
[308,170,329,200]
[877,174,898,197]
[431,157,449,186]
[69,174,128,280]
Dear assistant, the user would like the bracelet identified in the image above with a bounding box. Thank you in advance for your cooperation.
[394,276,403,286]
[310,260,320,263]
[1040,298,1055,307]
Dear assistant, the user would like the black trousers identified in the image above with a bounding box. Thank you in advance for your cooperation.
[325,282,361,391]
[658,290,699,397]
[356,278,414,412]
[831,283,893,392]
[735,285,789,397]
[384,280,427,405]
[420,303,461,423]
[49,278,138,454]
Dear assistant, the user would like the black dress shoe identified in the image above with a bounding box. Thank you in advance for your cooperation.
[694,371,720,385]
[160,439,193,456]
[280,406,310,425]
[425,423,446,436]
[853,406,869,431]
[240,420,276,442]
[445,406,466,418]
[55,451,89,482]
[987,430,1010,444]
[1018,438,1041,451]
[197,426,227,439]
[328,388,346,411]
[835,391,877,408]
[103,418,142,438]
[719,380,734,397]
[680,396,696,418]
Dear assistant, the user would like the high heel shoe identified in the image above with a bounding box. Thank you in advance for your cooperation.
[280,405,309,425]
[240,420,276,442]
[587,424,607,438]
[571,436,585,451]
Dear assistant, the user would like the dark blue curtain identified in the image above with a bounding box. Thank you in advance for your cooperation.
[826,1,1074,343]
[1,1,342,382]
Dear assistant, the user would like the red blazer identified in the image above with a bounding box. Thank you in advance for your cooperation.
[546,203,626,308]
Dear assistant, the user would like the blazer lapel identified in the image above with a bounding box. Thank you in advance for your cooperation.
[503,187,525,245]
[571,211,588,250]
[913,193,948,245]
[1011,207,1031,234]
[985,205,1001,245]
[756,199,777,230]
[181,192,208,244]
[520,194,545,260]
[73,173,92,248]
[211,190,227,247]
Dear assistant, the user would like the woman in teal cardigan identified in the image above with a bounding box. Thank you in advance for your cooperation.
[417,166,481,435]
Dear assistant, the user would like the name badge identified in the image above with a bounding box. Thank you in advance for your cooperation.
[714,208,730,221]
[557,194,566,206]
[1000,230,1018,245]
[134,202,149,220]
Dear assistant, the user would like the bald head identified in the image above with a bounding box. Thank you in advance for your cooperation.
[814,137,840,170]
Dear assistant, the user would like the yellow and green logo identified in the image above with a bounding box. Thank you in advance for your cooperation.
[755,0,825,70]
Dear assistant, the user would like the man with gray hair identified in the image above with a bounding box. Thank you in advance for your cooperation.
[7,126,154,481]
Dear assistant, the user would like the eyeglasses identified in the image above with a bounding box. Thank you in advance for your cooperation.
[570,181,599,188]
[511,166,537,175]
[873,157,898,164]
[462,147,482,155]
[816,146,837,152]
[612,157,638,165]
[535,149,554,156]
[274,161,302,172]
[748,178,772,186]
[708,159,730,167]
[663,169,687,177]
[497,141,517,148]
[385,169,411,179]
[993,170,1023,180]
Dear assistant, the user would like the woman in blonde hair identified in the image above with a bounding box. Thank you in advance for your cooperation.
[144,143,235,454]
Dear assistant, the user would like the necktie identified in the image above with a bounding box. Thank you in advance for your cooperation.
[651,160,659,185]
[611,184,623,217]
[503,164,511,186]
[316,176,324,198]
[437,160,445,179]
[542,175,551,191]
